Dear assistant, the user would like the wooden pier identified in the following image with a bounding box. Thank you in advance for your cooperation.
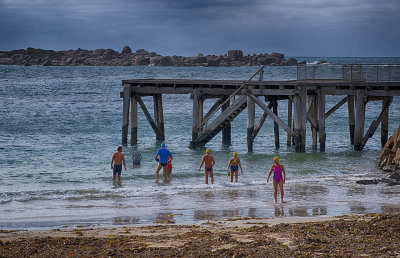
[121,64,400,152]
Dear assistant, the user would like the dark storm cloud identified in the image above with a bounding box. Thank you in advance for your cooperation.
[1,0,399,56]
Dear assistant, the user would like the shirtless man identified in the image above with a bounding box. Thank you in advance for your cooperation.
[199,149,216,184]
[111,146,127,181]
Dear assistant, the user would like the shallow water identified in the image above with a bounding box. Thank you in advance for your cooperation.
[1,58,400,229]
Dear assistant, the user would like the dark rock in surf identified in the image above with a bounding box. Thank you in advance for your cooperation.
[356,179,379,185]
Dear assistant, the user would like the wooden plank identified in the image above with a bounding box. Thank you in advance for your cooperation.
[347,95,355,145]
[241,89,298,96]
[251,102,273,141]
[318,89,326,151]
[324,90,400,97]
[136,96,164,140]
[197,66,264,131]
[221,96,231,145]
[381,97,391,147]
[306,112,318,130]
[246,93,297,137]
[325,97,347,119]
[130,85,400,97]
[354,90,366,151]
[306,95,318,130]
[122,78,400,88]
[360,97,392,148]
[122,84,130,145]
[202,98,222,127]
[192,95,248,146]
[130,94,138,146]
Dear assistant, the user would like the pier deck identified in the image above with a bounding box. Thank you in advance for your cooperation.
[121,64,400,152]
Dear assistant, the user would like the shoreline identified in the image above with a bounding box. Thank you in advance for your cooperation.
[1,213,399,256]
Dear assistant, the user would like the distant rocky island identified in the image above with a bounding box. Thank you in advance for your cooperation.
[0,46,303,67]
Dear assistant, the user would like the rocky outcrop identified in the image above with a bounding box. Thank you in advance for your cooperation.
[375,125,400,186]
[0,46,303,67]
[121,46,132,55]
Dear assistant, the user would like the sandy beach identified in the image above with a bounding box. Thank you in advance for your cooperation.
[1,213,399,257]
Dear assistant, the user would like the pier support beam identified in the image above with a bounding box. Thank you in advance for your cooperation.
[272,98,280,149]
[354,90,366,151]
[287,99,293,147]
[221,96,231,145]
[347,95,355,145]
[190,88,202,148]
[153,94,165,141]
[130,94,138,146]
[122,84,131,145]
[311,96,318,150]
[381,97,390,147]
[318,89,326,151]
[293,86,307,152]
[247,90,256,152]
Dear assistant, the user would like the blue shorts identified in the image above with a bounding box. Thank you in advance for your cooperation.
[160,162,168,167]
[113,164,122,175]
[133,160,140,165]
[205,167,213,172]
[230,165,238,171]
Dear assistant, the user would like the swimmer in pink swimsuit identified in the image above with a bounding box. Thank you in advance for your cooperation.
[267,157,286,203]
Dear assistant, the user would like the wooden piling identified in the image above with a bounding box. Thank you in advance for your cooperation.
[318,89,326,151]
[153,94,165,141]
[311,96,318,150]
[190,88,202,148]
[287,99,292,147]
[122,84,130,145]
[293,86,307,152]
[381,97,390,147]
[130,94,138,146]
[272,98,280,149]
[347,95,355,145]
[221,96,231,145]
[247,90,256,152]
[354,90,366,151]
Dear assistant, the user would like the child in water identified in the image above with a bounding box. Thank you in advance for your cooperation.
[267,157,286,203]
[227,152,243,182]
[199,149,215,184]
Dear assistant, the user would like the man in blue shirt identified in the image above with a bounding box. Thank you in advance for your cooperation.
[155,143,173,180]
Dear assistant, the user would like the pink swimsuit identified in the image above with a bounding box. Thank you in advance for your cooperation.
[273,164,282,183]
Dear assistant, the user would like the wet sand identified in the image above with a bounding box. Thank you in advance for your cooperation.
[1,214,399,257]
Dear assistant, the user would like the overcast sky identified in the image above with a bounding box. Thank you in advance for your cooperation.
[1,0,399,56]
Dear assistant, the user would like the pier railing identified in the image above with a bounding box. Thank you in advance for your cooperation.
[297,64,400,82]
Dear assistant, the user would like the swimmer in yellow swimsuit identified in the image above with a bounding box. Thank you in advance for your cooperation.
[227,152,243,182]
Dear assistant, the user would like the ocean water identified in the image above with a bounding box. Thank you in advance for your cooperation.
[1,57,400,229]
